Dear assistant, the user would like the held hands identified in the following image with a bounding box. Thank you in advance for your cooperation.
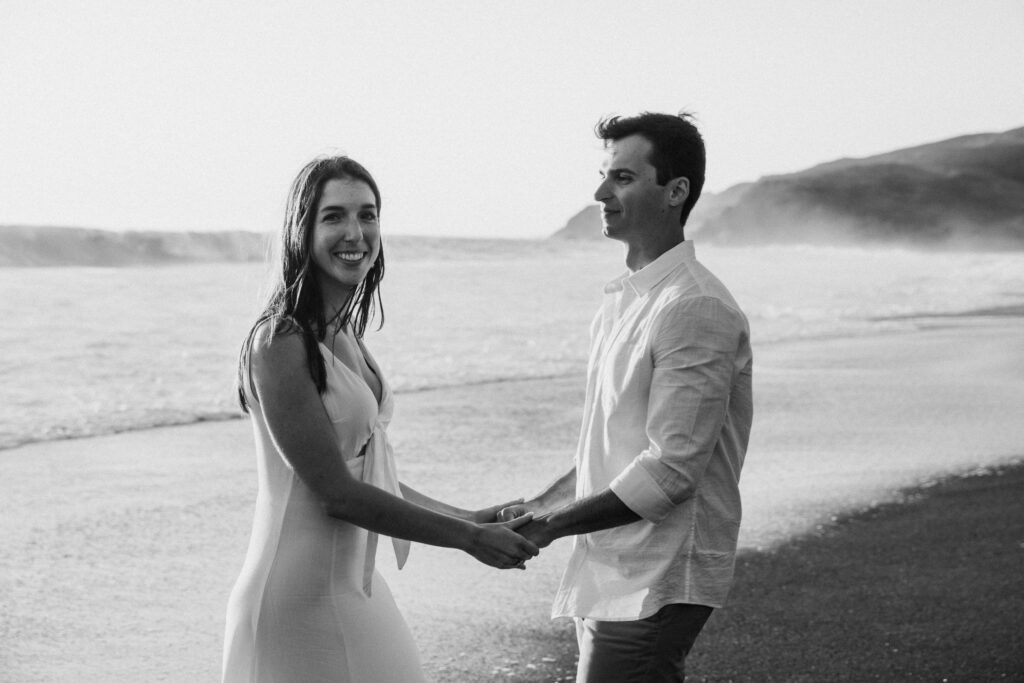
[465,513,540,570]
[463,497,556,570]
[514,516,554,549]
[497,499,555,550]
[496,500,536,523]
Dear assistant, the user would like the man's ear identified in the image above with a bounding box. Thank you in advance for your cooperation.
[668,177,690,206]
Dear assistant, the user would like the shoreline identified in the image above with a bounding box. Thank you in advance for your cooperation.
[3,300,1022,454]
[2,317,1023,681]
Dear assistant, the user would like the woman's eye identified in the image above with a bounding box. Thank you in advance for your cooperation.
[360,212,379,222]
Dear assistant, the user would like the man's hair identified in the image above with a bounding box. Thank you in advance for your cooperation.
[595,111,705,226]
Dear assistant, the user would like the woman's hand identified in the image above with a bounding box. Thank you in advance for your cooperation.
[464,513,540,570]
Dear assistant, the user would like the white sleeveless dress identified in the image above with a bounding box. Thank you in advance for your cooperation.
[222,339,426,683]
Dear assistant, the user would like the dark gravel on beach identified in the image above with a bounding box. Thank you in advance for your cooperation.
[687,462,1024,682]
[429,463,1024,682]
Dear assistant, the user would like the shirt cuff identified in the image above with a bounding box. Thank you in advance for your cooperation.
[609,460,675,523]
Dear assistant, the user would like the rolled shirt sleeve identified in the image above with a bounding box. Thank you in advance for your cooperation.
[610,296,742,523]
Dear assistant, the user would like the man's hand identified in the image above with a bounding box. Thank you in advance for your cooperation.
[496,468,577,523]
[497,499,539,522]
[515,514,555,549]
[472,498,525,524]
[510,489,641,550]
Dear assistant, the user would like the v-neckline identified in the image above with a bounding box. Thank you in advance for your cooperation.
[318,337,385,410]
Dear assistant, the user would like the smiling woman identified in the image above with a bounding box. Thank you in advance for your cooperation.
[311,178,383,302]
[222,155,539,683]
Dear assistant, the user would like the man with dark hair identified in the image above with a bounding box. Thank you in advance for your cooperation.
[501,111,753,681]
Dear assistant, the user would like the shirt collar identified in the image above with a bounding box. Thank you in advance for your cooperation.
[604,241,695,296]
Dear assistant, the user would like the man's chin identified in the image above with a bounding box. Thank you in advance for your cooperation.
[602,224,626,242]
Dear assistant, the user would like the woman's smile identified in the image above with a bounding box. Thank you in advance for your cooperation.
[333,249,368,263]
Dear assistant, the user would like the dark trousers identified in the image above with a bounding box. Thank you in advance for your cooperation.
[575,603,714,683]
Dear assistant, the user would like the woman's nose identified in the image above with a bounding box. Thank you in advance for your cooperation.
[338,216,363,240]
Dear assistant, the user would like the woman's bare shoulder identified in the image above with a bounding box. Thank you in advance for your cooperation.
[250,317,309,371]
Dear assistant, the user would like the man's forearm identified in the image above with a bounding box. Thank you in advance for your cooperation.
[523,488,641,547]
[530,466,578,514]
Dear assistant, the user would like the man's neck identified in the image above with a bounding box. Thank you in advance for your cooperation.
[623,233,685,272]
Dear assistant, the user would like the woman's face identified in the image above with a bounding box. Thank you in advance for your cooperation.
[310,177,381,300]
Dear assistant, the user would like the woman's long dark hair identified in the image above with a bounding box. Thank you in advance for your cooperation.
[237,156,385,412]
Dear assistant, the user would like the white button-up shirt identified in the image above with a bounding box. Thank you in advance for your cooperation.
[551,241,753,620]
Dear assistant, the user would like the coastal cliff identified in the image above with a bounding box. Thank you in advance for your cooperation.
[552,127,1024,249]
[0,226,268,267]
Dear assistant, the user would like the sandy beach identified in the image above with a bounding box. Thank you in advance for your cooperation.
[2,314,1022,682]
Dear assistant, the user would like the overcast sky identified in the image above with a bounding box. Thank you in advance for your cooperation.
[2,1,1022,238]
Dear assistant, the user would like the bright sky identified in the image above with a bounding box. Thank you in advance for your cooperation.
[2,1,1022,239]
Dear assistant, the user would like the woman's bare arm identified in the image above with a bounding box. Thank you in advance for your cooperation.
[400,483,524,524]
[249,327,538,568]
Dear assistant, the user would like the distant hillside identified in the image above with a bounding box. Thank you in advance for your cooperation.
[0,226,268,267]
[551,186,748,241]
[551,127,1024,249]
[550,205,602,240]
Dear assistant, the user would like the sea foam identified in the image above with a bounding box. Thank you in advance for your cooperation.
[1,240,1021,451]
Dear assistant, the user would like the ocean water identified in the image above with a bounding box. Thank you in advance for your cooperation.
[1,239,1022,451]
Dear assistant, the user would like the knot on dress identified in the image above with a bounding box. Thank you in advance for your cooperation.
[353,420,410,597]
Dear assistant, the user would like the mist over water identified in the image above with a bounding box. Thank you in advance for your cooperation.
[1,240,1022,451]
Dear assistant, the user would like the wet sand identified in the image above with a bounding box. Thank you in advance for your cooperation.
[1,315,1022,682]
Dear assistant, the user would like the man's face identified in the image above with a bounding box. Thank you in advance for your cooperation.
[593,134,669,244]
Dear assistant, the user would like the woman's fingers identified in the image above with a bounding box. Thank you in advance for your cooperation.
[505,528,540,560]
[498,516,540,557]
[500,552,529,570]
[480,548,524,570]
[470,519,541,569]
[485,531,538,567]
[501,515,540,556]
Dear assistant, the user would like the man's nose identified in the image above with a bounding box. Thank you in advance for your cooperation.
[593,177,611,202]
